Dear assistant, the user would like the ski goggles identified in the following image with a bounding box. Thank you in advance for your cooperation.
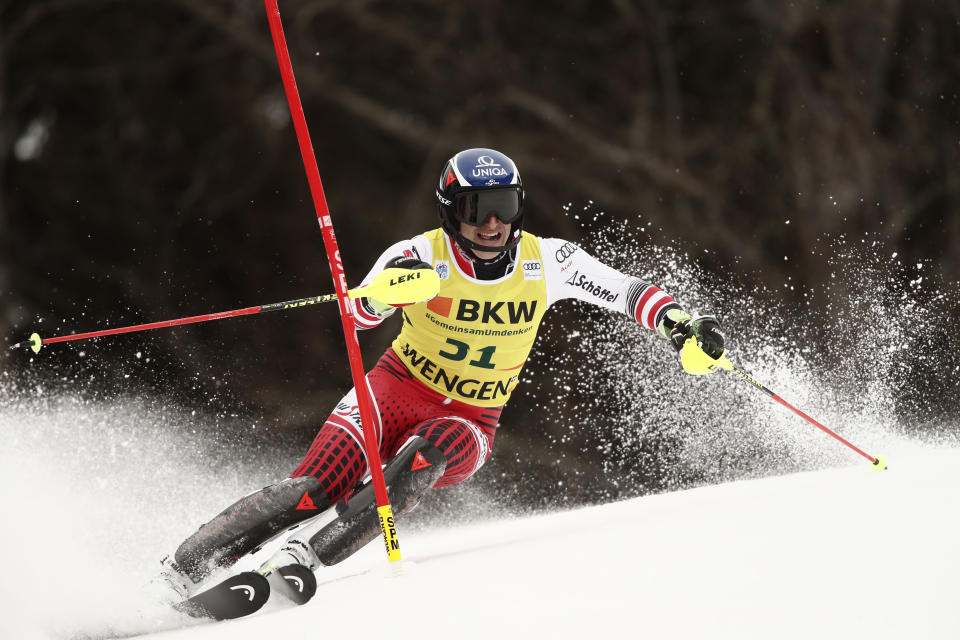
[453,187,523,227]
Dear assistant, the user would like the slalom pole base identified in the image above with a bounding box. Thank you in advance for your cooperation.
[871,454,888,472]
[379,558,411,579]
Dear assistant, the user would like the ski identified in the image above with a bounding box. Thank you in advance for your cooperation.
[173,571,271,620]
[264,563,318,606]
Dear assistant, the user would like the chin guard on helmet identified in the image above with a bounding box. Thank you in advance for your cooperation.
[436,148,524,254]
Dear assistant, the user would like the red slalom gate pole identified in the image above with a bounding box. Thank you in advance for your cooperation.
[264,0,401,561]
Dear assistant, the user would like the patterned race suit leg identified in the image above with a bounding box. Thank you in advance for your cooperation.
[174,349,501,581]
[292,348,501,496]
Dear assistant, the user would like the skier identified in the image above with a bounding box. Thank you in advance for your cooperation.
[155,147,726,607]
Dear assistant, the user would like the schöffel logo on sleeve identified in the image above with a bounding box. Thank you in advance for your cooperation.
[565,270,619,303]
[522,260,543,280]
[555,242,578,262]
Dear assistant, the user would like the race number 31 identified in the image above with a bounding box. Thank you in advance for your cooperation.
[437,338,497,369]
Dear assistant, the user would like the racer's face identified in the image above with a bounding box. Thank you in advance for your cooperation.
[460,215,511,260]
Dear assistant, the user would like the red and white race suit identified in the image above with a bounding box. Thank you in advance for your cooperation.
[291,228,680,500]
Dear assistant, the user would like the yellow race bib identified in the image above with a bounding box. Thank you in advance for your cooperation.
[391,229,547,407]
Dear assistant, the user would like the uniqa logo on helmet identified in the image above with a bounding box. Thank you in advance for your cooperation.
[472,155,509,181]
[455,151,517,187]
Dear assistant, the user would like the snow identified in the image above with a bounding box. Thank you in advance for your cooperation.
[168,445,957,640]
[1,405,957,640]
[2,229,957,640]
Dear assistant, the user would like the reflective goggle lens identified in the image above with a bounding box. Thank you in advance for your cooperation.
[454,189,522,226]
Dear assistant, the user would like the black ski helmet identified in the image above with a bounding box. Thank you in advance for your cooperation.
[435,148,524,254]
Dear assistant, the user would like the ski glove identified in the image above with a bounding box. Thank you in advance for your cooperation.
[658,309,726,375]
[384,256,432,272]
[367,256,433,313]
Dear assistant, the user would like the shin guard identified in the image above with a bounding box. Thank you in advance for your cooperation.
[175,475,331,580]
[262,437,446,573]
[310,437,446,565]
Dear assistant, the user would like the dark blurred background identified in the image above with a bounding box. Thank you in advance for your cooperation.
[1,1,957,506]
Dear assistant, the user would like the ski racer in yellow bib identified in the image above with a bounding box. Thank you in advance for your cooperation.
[156,148,728,608]
[390,228,546,407]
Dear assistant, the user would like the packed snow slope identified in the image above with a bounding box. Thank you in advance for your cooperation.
[2,426,957,639]
[157,445,960,640]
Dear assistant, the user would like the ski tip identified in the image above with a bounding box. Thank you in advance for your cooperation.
[276,564,317,606]
[871,454,888,472]
[175,571,271,621]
